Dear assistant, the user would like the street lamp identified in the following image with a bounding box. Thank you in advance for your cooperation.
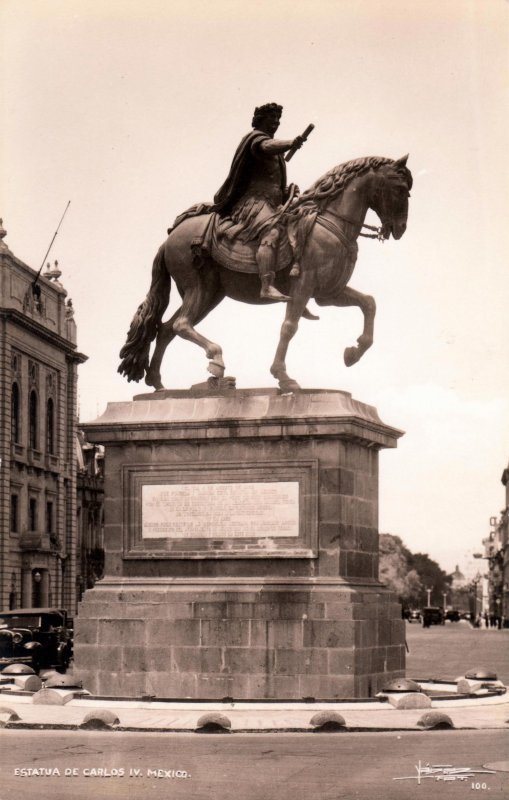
[426,587,433,606]
[470,572,482,623]
[442,591,447,612]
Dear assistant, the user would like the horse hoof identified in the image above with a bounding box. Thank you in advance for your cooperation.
[145,374,164,390]
[208,360,225,378]
[279,379,301,394]
[344,347,360,367]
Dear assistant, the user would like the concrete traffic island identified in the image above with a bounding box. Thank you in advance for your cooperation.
[0,670,507,731]
[73,388,406,700]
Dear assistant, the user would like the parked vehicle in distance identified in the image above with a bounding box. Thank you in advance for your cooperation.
[421,606,445,627]
[445,608,461,622]
[0,608,73,673]
[407,609,421,623]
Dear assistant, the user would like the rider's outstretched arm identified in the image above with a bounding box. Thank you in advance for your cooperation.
[258,136,304,155]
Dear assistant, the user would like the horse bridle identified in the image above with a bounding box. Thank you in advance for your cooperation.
[321,209,386,241]
[317,208,386,248]
[318,173,409,243]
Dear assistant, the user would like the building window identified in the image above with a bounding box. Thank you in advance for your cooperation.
[46,501,54,533]
[29,390,38,449]
[11,383,20,443]
[46,398,55,454]
[29,498,37,531]
[10,495,18,533]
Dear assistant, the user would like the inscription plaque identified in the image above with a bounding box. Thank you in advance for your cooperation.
[124,460,318,558]
[142,481,299,539]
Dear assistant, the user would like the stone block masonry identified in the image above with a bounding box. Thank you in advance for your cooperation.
[75,389,405,699]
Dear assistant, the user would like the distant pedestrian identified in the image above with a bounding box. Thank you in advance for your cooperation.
[483,612,489,628]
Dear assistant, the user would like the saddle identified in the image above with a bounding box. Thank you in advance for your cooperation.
[170,203,316,275]
[204,212,294,274]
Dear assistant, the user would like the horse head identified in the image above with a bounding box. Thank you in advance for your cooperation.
[370,155,412,240]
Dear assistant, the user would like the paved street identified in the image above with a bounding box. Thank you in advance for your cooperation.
[0,729,508,800]
[405,620,509,684]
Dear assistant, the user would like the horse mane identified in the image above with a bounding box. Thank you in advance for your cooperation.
[295,156,410,211]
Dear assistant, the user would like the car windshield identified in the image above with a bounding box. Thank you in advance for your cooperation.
[0,615,41,628]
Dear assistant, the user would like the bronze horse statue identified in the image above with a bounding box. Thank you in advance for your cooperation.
[118,155,412,393]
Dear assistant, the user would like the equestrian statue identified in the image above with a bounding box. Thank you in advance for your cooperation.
[118,102,412,393]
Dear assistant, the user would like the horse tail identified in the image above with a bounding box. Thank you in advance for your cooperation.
[118,244,170,382]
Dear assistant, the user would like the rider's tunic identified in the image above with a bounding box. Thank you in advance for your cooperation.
[213,129,288,244]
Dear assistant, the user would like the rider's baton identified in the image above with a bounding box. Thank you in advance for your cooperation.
[285,123,315,162]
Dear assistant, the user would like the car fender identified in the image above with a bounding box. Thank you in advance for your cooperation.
[23,641,43,651]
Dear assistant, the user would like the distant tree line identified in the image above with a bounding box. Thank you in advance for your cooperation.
[379,533,453,608]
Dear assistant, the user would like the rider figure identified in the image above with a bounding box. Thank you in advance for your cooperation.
[213,103,304,302]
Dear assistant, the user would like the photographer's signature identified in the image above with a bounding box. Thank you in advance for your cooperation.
[394,760,496,784]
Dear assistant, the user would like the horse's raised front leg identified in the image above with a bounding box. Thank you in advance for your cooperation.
[270,293,311,393]
[329,286,376,366]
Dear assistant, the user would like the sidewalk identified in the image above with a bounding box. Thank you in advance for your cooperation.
[1,677,508,732]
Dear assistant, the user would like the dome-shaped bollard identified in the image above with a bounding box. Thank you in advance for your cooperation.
[0,705,21,724]
[457,667,505,695]
[32,687,67,705]
[310,711,346,732]
[1,663,35,675]
[464,668,498,681]
[417,711,454,730]
[380,677,430,709]
[80,710,120,730]
[13,674,43,692]
[195,713,232,733]
[382,678,421,693]
[44,673,83,689]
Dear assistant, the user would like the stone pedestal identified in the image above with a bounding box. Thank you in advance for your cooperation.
[74,389,405,699]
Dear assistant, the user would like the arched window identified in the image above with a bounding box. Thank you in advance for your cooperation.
[11,383,20,443]
[46,398,55,454]
[29,390,38,450]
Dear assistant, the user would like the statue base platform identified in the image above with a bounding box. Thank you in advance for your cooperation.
[75,388,405,699]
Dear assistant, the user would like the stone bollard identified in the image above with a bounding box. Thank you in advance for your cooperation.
[310,711,347,731]
[32,687,75,705]
[80,710,120,730]
[13,674,42,692]
[195,713,232,733]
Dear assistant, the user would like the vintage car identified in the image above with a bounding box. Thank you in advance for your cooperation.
[421,606,445,627]
[0,608,73,673]
[407,609,421,623]
[445,608,461,622]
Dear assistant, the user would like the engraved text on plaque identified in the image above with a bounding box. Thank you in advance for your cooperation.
[142,482,299,539]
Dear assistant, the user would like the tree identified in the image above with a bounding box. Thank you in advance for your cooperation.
[379,534,422,607]
[379,534,452,608]
[407,552,452,606]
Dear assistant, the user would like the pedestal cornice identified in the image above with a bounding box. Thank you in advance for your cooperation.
[83,389,403,450]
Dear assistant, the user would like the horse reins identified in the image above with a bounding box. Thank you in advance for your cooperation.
[320,209,386,241]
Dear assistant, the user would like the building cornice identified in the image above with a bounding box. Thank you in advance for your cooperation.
[0,307,87,363]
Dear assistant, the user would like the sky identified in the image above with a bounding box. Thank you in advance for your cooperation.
[1,0,508,577]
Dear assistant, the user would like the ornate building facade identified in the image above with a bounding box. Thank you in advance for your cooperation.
[478,460,509,627]
[502,463,509,626]
[76,431,104,603]
[0,220,87,612]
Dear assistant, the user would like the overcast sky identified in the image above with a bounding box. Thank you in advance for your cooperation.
[2,0,508,577]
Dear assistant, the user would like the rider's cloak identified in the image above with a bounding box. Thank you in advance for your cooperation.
[213,129,287,215]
